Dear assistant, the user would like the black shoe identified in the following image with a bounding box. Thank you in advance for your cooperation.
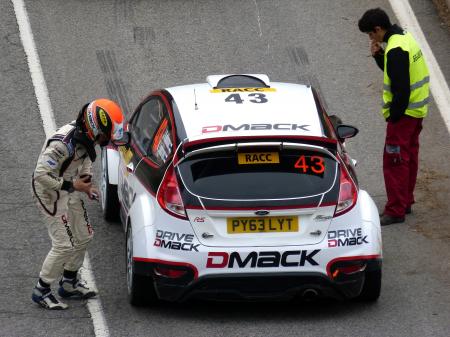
[380,215,405,226]
[380,207,411,217]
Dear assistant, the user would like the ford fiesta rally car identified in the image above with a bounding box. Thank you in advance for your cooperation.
[101,74,382,305]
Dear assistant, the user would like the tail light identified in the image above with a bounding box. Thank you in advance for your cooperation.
[157,164,187,220]
[334,162,357,216]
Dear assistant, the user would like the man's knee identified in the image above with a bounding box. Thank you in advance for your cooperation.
[75,235,93,250]
[50,242,74,256]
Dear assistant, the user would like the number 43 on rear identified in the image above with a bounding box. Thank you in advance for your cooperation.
[295,155,325,174]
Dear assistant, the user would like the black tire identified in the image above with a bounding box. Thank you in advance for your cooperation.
[356,269,382,302]
[126,224,157,306]
[101,148,120,222]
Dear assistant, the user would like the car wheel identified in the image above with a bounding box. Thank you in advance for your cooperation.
[101,148,120,222]
[356,269,382,302]
[126,224,157,306]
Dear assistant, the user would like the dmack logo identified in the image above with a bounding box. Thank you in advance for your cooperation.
[327,228,368,247]
[202,123,310,133]
[206,250,320,268]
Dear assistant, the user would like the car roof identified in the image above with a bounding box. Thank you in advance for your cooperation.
[165,75,324,143]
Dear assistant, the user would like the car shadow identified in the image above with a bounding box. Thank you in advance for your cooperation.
[137,298,378,321]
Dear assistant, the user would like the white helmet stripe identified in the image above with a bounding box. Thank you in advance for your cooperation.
[86,102,99,137]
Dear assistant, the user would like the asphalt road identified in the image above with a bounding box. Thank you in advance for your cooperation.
[0,0,449,336]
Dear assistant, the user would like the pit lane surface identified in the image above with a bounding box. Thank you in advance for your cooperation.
[1,0,449,336]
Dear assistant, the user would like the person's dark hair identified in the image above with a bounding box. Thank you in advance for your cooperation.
[358,8,392,33]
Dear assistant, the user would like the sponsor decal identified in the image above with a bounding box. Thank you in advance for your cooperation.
[87,105,99,135]
[154,230,199,252]
[202,123,310,134]
[327,228,368,247]
[46,158,57,169]
[53,147,65,159]
[98,108,108,127]
[210,88,276,93]
[206,249,320,268]
[81,200,93,235]
[193,217,205,222]
[61,214,74,247]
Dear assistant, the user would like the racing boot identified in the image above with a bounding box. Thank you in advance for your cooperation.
[58,277,97,299]
[32,285,68,310]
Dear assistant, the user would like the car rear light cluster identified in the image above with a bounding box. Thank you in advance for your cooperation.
[331,263,367,279]
[154,266,187,279]
[157,164,187,220]
[334,161,358,217]
[328,259,368,280]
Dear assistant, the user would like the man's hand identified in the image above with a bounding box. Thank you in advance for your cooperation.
[370,39,382,56]
[88,187,100,201]
[73,176,92,194]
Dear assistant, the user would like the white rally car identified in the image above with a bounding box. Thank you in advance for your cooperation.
[101,74,382,305]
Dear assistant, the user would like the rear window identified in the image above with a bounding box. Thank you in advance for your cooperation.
[177,149,338,200]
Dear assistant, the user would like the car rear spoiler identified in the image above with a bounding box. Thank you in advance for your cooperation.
[175,136,338,165]
[182,135,336,152]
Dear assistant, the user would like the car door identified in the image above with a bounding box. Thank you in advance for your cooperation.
[120,94,174,213]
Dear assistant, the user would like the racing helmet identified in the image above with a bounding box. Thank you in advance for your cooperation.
[84,99,124,143]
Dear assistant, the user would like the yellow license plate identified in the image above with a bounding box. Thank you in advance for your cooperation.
[238,152,280,164]
[227,216,298,234]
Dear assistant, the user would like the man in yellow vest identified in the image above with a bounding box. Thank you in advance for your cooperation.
[358,8,430,226]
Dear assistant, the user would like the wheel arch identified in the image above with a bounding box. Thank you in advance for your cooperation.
[128,194,157,258]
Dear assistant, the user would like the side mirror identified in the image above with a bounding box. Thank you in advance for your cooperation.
[336,125,359,139]
[111,131,130,147]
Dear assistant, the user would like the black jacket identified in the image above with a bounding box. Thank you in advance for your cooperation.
[373,25,410,122]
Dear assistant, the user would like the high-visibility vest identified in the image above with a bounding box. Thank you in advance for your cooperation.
[382,32,429,119]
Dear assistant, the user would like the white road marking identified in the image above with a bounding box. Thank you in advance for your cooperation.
[253,0,263,37]
[389,0,450,134]
[11,0,110,336]
[81,253,110,337]
[11,0,56,136]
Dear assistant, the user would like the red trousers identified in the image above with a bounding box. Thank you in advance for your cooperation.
[383,115,423,217]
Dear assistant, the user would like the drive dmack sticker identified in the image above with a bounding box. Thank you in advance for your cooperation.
[327,228,368,247]
[154,230,200,252]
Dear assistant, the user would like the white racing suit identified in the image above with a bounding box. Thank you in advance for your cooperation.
[32,122,94,284]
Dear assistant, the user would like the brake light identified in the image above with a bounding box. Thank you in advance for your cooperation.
[157,164,187,219]
[334,163,357,216]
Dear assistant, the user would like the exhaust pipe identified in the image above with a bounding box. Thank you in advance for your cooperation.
[302,288,319,300]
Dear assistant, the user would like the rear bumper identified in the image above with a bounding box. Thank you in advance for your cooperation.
[134,258,381,302]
